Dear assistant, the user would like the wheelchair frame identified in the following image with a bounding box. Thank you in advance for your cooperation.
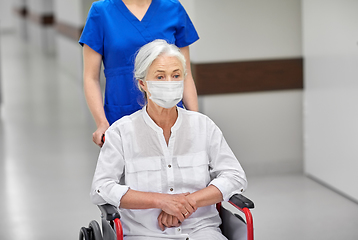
[79,194,254,240]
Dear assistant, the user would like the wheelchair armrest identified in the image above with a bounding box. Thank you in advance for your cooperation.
[98,204,121,221]
[229,194,254,209]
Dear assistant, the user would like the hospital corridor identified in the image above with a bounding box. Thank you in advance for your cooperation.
[1,0,358,240]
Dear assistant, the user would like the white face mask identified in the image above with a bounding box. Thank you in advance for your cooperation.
[146,80,184,109]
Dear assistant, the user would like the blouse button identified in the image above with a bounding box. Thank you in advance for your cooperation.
[97,190,100,193]
[168,164,172,168]
[170,188,174,192]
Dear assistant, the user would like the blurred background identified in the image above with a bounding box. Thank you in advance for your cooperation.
[0,0,357,239]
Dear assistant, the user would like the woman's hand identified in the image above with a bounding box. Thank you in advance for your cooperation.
[158,192,197,223]
[157,193,195,231]
[93,122,109,147]
[157,211,182,231]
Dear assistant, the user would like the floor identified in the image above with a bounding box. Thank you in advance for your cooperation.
[1,33,358,240]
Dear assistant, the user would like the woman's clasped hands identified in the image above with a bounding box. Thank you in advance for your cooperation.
[157,192,197,231]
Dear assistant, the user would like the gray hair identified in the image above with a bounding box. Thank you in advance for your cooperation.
[134,39,186,93]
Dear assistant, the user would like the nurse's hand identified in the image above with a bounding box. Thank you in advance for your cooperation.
[157,211,181,231]
[93,123,109,147]
[158,192,197,223]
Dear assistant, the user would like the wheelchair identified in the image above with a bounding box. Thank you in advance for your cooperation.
[79,194,254,240]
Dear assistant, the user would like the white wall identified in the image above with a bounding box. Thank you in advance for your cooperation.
[200,90,303,176]
[303,0,358,202]
[27,0,53,15]
[181,0,303,176]
[53,0,93,80]
[25,0,56,54]
[182,0,302,63]
[27,21,56,54]
[54,0,86,26]
[12,0,28,40]
[0,0,14,32]
[55,34,83,81]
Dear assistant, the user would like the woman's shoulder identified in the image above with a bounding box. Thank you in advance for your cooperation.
[179,109,222,136]
[109,109,143,129]
[179,108,214,124]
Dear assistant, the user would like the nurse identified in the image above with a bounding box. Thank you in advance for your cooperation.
[91,39,247,240]
[79,0,199,147]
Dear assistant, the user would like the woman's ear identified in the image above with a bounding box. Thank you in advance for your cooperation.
[139,79,147,92]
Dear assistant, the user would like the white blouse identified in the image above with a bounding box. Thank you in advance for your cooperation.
[91,106,247,240]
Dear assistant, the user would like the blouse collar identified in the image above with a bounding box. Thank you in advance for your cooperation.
[142,106,182,133]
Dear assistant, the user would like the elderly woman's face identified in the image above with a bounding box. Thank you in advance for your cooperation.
[146,54,184,82]
[139,54,185,109]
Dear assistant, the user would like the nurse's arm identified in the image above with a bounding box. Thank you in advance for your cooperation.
[83,44,109,147]
[180,46,199,112]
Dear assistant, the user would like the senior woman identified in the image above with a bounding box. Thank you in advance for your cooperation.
[91,39,247,240]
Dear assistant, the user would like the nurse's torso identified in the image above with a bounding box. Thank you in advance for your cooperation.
[99,0,182,124]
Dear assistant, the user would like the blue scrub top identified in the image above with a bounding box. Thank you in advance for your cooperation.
[79,0,199,125]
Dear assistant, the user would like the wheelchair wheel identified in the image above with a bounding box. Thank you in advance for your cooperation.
[79,220,103,240]
[79,227,91,240]
[89,220,103,240]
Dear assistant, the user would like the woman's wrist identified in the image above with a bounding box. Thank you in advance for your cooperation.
[153,192,164,209]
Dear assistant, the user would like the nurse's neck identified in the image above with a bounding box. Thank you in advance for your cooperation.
[122,0,152,21]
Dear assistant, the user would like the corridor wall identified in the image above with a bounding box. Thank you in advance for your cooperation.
[12,0,28,40]
[181,0,303,176]
[0,0,14,32]
[54,0,93,80]
[303,0,358,202]
[26,0,56,54]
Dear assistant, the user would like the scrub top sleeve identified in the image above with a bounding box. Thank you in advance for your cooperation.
[174,3,199,48]
[78,3,104,56]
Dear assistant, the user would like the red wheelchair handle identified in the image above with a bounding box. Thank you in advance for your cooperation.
[114,218,123,240]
